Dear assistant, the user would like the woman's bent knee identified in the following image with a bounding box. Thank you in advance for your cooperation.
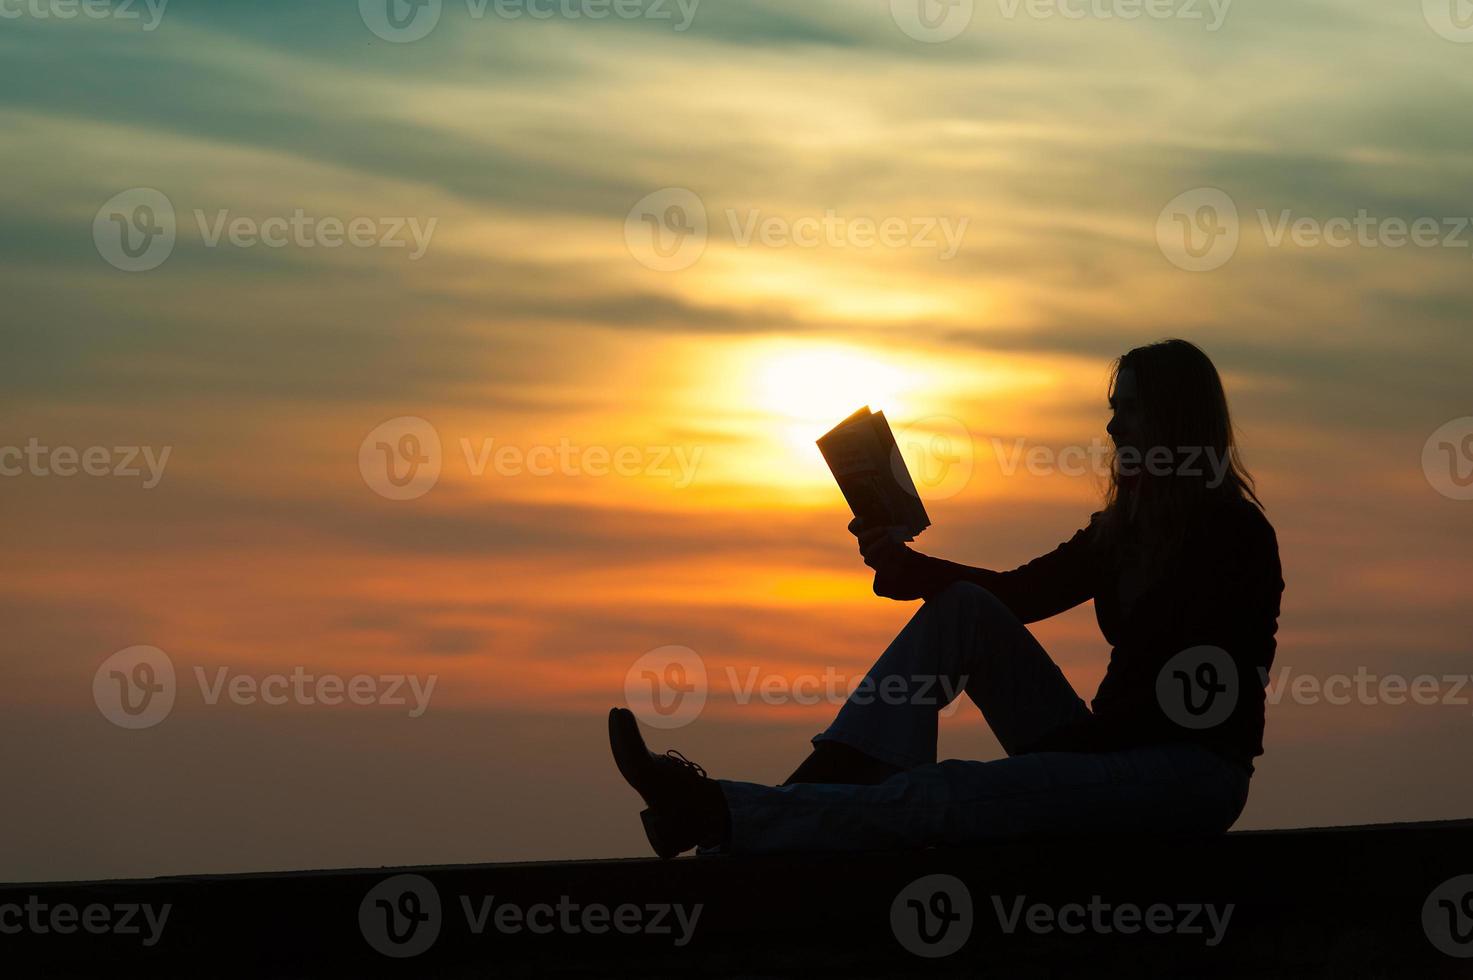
[926,580,1009,620]
[929,579,989,605]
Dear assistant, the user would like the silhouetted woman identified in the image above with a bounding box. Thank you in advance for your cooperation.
[610,339,1284,857]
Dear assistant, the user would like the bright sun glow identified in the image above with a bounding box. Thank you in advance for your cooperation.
[754,344,918,425]
[677,336,1057,499]
[745,342,929,477]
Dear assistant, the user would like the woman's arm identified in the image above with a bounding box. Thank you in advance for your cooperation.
[856,516,1101,623]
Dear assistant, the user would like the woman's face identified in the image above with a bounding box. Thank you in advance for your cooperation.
[1106,365,1144,453]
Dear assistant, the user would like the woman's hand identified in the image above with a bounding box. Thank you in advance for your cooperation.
[850,518,908,569]
[848,518,928,600]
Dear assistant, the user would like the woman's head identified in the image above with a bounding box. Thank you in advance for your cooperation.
[1101,339,1259,557]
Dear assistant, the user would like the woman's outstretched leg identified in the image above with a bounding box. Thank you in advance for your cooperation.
[610,704,1249,859]
[725,743,1250,855]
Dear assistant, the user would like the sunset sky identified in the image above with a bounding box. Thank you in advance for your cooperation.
[3,0,1472,881]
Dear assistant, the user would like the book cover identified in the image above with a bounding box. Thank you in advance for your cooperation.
[816,407,931,540]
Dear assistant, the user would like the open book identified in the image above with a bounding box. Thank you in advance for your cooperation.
[816,406,930,541]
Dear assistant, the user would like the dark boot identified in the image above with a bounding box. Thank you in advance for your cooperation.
[781,740,902,786]
[608,707,730,859]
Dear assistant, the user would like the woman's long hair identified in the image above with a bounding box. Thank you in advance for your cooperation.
[1098,339,1261,568]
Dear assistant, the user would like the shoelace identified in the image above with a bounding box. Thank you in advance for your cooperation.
[662,750,708,780]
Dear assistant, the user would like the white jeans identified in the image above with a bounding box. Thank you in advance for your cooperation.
[717,582,1251,854]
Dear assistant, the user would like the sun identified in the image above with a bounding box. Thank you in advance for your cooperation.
[742,341,930,472]
[753,343,917,427]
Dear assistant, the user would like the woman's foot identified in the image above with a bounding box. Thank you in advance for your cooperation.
[607,707,730,859]
[781,740,902,786]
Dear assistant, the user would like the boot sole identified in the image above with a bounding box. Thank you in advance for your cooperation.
[608,708,656,806]
[610,708,698,859]
[640,808,682,861]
